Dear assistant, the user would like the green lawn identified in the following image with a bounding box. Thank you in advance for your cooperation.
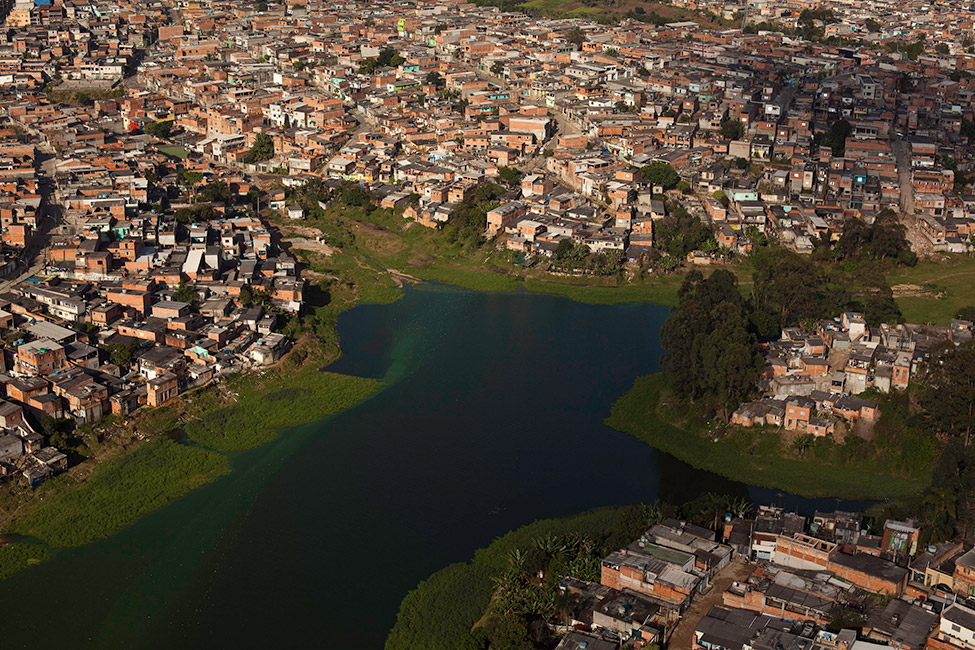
[605,374,929,500]
[887,256,975,325]
[523,276,681,306]
[159,145,189,160]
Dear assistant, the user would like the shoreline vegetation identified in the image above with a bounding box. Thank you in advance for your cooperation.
[384,506,633,650]
[0,345,383,579]
[605,373,930,499]
[0,184,966,581]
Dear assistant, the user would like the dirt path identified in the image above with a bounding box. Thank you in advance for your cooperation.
[667,557,753,649]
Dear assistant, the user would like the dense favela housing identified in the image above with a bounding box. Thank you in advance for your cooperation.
[7,0,975,644]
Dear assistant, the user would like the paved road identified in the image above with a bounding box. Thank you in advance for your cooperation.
[667,557,754,649]
[893,137,915,216]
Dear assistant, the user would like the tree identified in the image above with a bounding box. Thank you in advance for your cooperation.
[566,27,585,47]
[554,239,575,259]
[864,18,881,32]
[359,48,403,74]
[199,180,230,203]
[920,341,975,444]
[862,286,903,328]
[424,71,444,87]
[639,161,679,190]
[497,166,522,186]
[490,60,504,75]
[177,169,204,188]
[108,341,140,367]
[242,132,274,163]
[834,211,912,263]
[819,119,852,157]
[750,248,843,338]
[604,47,619,58]
[337,181,373,207]
[660,270,763,418]
[720,119,745,140]
[143,121,172,139]
[173,280,198,305]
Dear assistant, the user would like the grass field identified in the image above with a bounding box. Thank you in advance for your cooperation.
[507,0,727,26]
[888,256,975,324]
[159,145,189,160]
[605,374,930,500]
[523,276,681,306]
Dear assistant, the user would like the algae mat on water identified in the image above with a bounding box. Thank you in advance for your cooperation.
[183,369,383,451]
[10,438,230,549]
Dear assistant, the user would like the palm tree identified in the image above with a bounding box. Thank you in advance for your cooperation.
[645,500,666,528]
[727,496,753,519]
[699,492,727,532]
[534,534,568,558]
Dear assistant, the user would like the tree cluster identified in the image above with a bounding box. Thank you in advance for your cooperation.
[143,121,172,139]
[660,270,764,418]
[816,119,852,157]
[719,119,745,140]
[639,161,679,189]
[653,200,712,259]
[242,132,274,164]
[359,48,404,74]
[445,181,506,245]
[551,240,623,276]
[174,204,213,224]
[833,210,916,265]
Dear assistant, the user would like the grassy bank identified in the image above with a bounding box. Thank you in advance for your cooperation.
[11,438,229,548]
[605,374,930,500]
[522,276,681,306]
[286,201,692,306]
[888,256,975,325]
[385,507,629,650]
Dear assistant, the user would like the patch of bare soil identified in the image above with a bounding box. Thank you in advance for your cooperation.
[408,253,434,267]
[285,237,335,255]
[891,283,942,299]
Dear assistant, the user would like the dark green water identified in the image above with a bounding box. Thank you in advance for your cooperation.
[0,286,870,649]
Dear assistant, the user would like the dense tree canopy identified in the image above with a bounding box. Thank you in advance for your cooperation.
[653,200,712,258]
[446,181,506,245]
[921,341,975,445]
[719,119,745,140]
[817,119,852,157]
[143,121,172,139]
[242,132,274,164]
[359,48,404,74]
[834,210,915,265]
[660,270,763,418]
[639,161,679,190]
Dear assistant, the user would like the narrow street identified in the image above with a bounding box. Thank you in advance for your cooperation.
[893,137,915,216]
[666,557,754,649]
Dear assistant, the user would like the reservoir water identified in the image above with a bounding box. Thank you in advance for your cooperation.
[0,285,870,649]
